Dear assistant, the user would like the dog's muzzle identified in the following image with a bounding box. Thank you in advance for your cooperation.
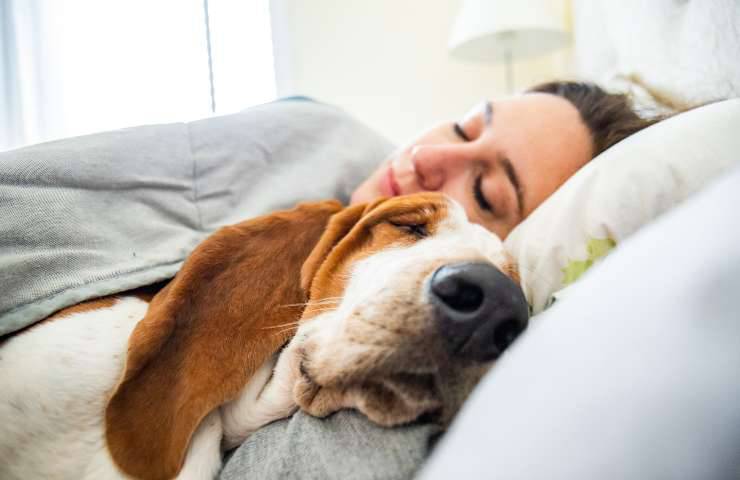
[429,261,529,363]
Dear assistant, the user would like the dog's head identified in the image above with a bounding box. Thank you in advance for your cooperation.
[105,193,527,480]
[294,192,527,426]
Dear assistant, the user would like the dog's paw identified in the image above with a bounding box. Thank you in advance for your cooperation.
[292,353,345,418]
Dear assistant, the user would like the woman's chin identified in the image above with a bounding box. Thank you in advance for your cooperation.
[349,186,371,205]
[350,180,380,205]
[349,191,361,205]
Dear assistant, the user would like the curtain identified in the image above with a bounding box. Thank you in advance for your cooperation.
[1,0,276,151]
[1,0,44,150]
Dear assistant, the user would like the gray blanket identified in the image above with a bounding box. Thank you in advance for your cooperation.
[0,99,394,336]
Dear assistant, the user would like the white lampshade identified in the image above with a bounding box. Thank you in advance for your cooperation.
[449,0,570,62]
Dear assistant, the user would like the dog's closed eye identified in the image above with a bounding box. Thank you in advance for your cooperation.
[389,221,429,238]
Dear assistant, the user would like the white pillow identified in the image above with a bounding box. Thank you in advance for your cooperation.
[505,98,740,314]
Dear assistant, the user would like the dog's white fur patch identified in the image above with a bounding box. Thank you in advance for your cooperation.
[0,297,147,479]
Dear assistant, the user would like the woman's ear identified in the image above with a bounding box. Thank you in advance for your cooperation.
[105,200,342,480]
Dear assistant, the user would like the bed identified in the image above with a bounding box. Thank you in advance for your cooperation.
[1,1,739,479]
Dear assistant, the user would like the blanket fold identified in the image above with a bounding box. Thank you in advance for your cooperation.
[0,100,393,336]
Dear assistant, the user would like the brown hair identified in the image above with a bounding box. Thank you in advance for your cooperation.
[527,81,664,157]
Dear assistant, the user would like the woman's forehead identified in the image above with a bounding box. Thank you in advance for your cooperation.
[498,94,592,213]
[465,93,580,124]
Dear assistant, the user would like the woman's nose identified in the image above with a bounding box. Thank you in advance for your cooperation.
[411,143,477,191]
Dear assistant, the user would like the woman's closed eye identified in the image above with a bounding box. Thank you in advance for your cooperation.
[473,174,494,214]
[453,122,470,142]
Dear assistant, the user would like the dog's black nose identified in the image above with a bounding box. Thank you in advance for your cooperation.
[429,262,529,362]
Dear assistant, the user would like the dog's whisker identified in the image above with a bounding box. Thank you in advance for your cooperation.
[306,301,341,308]
[279,297,342,309]
[271,327,300,337]
[309,301,343,308]
[307,306,339,312]
[261,321,302,330]
[266,308,338,331]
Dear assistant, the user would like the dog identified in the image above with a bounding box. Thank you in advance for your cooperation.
[0,192,528,480]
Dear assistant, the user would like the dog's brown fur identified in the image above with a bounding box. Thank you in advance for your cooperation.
[105,200,345,480]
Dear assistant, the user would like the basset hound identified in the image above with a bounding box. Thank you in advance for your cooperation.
[0,193,528,480]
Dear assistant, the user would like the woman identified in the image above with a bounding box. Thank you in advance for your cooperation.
[220,81,663,479]
[352,81,658,239]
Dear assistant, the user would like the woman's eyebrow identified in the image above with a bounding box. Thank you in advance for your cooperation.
[482,101,522,216]
[499,157,524,218]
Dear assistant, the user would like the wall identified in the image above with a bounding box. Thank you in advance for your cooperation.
[271,0,574,144]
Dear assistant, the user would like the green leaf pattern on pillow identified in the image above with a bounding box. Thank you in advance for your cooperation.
[562,237,617,286]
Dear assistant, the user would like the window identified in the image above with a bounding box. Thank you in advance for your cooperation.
[1,0,276,151]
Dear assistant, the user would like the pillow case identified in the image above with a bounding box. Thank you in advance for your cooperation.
[504,98,740,314]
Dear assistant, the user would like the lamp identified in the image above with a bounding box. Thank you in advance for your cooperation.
[448,0,570,93]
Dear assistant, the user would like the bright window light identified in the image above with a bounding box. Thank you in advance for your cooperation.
[3,0,276,147]
[208,0,277,114]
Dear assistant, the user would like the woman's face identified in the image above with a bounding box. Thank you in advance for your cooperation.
[351,93,593,239]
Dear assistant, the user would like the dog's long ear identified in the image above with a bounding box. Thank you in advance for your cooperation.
[105,200,343,480]
[300,197,387,296]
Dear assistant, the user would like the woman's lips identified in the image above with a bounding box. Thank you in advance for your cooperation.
[381,165,402,197]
